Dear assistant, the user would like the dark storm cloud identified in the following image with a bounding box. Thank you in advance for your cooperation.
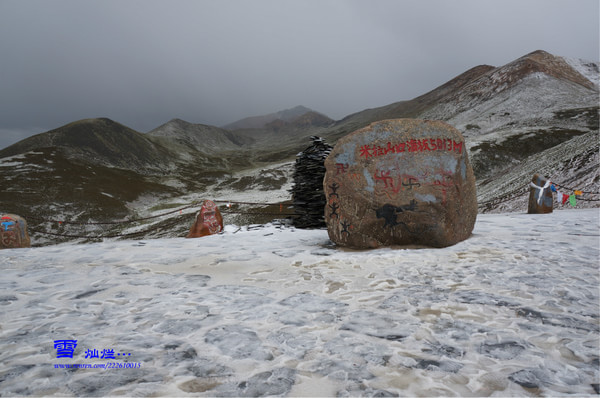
[0,0,598,149]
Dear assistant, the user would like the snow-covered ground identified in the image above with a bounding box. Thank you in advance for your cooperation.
[1,209,599,396]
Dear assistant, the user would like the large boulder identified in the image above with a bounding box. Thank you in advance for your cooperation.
[1,214,31,249]
[323,119,477,249]
[186,200,224,238]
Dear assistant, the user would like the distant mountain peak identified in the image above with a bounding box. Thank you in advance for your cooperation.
[276,105,313,120]
[289,111,334,128]
[61,117,121,129]
[492,49,596,90]
[166,118,189,124]
[222,105,329,130]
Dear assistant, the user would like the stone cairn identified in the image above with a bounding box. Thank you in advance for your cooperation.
[291,136,333,228]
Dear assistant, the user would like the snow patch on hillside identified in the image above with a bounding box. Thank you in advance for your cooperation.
[562,56,600,89]
[157,161,295,208]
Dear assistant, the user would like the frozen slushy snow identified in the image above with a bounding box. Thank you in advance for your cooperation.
[0,209,598,396]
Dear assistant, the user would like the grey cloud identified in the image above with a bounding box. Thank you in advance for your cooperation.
[0,0,598,149]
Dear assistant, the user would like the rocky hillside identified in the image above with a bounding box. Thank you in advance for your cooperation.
[325,51,597,145]
[320,50,599,212]
[420,50,597,150]
[419,50,599,211]
[0,50,597,245]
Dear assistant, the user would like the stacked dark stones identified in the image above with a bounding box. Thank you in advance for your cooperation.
[291,136,333,228]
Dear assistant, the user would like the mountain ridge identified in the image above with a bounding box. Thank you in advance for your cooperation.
[327,50,597,139]
[0,49,598,244]
[147,118,255,155]
[0,118,176,173]
[222,105,317,130]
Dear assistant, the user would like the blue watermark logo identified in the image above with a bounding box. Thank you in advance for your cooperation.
[84,349,131,359]
[53,340,140,370]
[53,339,78,358]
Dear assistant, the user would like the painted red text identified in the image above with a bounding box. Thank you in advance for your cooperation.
[359,138,463,159]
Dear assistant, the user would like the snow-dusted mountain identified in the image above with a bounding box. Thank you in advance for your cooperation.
[0,50,597,244]
[322,50,598,212]
[420,50,597,145]
[418,51,599,212]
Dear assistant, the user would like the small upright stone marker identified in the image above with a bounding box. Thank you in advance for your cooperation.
[527,174,553,214]
[186,200,224,238]
[1,214,31,249]
[323,119,477,249]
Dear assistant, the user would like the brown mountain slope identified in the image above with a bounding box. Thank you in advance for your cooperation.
[324,50,597,145]
[324,64,496,142]
[0,118,175,173]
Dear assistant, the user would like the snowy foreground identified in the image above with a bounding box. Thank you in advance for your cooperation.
[1,209,599,397]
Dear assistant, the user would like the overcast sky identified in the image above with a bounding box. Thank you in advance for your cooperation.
[1,0,598,149]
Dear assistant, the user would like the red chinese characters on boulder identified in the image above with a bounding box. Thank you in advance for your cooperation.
[372,169,455,204]
[186,200,224,238]
[1,214,31,249]
[359,138,463,159]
